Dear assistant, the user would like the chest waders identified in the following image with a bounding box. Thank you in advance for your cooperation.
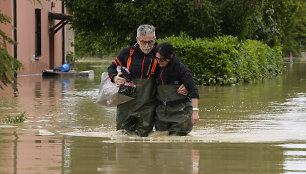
[116,78,157,137]
[155,85,193,136]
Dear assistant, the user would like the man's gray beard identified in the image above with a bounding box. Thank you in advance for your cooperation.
[143,47,151,54]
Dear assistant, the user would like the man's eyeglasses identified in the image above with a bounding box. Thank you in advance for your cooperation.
[139,40,155,46]
[155,56,169,62]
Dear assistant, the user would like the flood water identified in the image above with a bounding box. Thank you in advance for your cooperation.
[1,59,306,174]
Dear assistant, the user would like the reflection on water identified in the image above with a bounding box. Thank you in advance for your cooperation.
[1,61,306,173]
[276,144,306,173]
[63,136,199,174]
[1,132,306,174]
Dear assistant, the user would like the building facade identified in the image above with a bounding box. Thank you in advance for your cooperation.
[0,0,73,76]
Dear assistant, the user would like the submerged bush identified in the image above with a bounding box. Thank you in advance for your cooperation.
[158,34,284,85]
[1,111,27,124]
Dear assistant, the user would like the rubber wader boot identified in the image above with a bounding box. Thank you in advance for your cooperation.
[116,78,156,137]
[155,85,193,136]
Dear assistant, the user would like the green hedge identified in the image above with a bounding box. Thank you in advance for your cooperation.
[158,34,284,85]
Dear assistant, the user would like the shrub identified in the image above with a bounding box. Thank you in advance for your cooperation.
[158,34,284,85]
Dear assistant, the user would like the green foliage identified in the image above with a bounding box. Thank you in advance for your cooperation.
[237,39,284,82]
[66,51,76,69]
[63,0,222,56]
[29,0,42,4]
[256,0,299,47]
[64,0,303,57]
[158,34,284,85]
[213,0,262,40]
[73,30,123,57]
[296,1,306,51]
[2,111,27,124]
[283,0,306,55]
[217,0,300,49]
[0,10,23,91]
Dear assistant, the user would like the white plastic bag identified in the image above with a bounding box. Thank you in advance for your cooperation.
[97,72,134,107]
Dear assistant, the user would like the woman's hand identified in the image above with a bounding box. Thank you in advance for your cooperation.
[114,73,126,87]
[192,111,199,125]
[177,84,188,95]
[191,98,199,125]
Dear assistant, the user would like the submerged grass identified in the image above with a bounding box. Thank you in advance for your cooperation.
[1,111,27,124]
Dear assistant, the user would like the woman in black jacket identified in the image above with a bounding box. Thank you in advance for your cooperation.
[155,42,200,136]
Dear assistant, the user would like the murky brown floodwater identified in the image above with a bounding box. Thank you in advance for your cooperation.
[1,59,306,174]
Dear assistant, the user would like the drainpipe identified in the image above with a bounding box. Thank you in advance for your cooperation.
[62,1,65,64]
[13,0,17,59]
[13,0,18,96]
[13,0,19,171]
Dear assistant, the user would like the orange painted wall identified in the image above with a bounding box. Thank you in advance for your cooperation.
[0,0,64,76]
[0,0,13,56]
[17,0,63,75]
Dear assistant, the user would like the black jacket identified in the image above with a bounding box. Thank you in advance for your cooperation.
[108,42,158,81]
[156,57,199,99]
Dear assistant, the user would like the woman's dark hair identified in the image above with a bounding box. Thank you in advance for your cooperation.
[156,42,175,59]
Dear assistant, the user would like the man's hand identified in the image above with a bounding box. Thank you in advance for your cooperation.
[114,73,126,87]
[177,84,188,95]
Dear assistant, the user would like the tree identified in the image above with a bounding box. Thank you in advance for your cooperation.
[295,1,306,50]
[0,10,23,91]
[259,0,299,47]
[213,0,262,40]
[282,0,306,55]
[63,0,302,57]
[63,0,221,56]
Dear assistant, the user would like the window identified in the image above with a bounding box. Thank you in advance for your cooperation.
[35,8,41,57]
